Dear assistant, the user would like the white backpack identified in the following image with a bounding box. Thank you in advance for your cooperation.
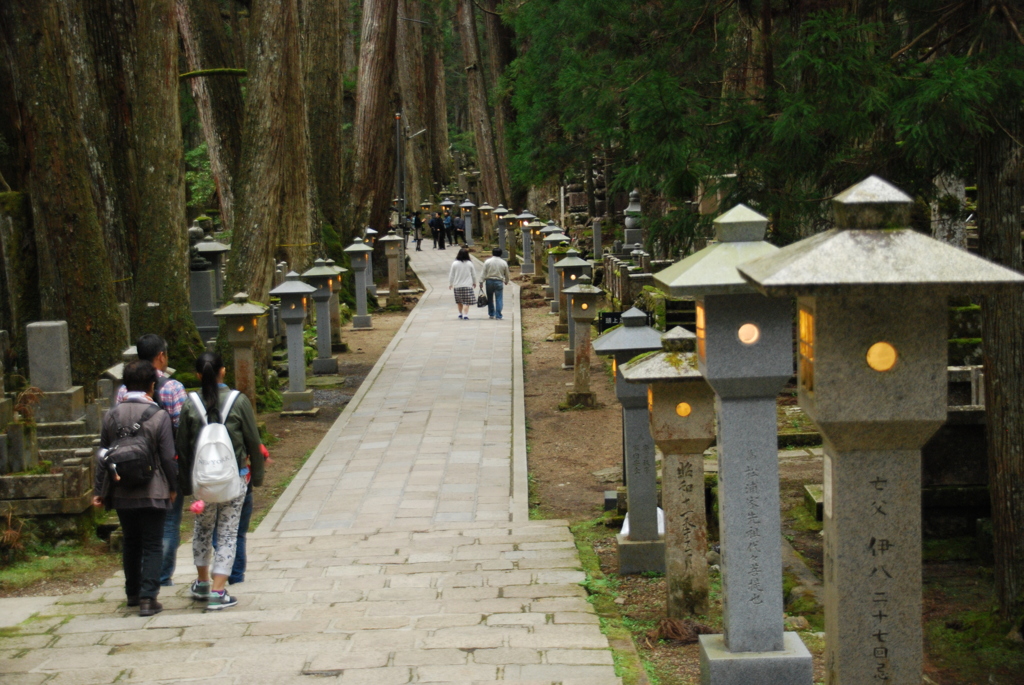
[188,391,244,503]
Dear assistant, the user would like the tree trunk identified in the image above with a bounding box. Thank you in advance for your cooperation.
[422,0,452,192]
[456,0,503,220]
[61,0,138,304]
[352,0,397,233]
[0,0,124,385]
[396,0,432,214]
[300,0,344,230]
[177,0,245,234]
[483,0,513,206]
[227,0,316,308]
[977,107,1024,621]
[131,0,203,359]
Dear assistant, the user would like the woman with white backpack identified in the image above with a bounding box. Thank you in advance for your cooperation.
[175,352,264,610]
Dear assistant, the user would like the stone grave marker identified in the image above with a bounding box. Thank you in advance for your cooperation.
[26,322,85,424]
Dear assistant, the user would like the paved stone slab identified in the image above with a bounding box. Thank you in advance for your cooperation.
[0,248,619,684]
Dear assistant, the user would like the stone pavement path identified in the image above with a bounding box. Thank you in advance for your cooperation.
[0,246,621,685]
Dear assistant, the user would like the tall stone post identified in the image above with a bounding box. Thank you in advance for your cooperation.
[740,176,1024,685]
[521,223,536,274]
[532,229,546,279]
[301,259,340,375]
[623,327,717,617]
[213,293,268,409]
[460,199,476,247]
[364,227,378,299]
[593,218,603,257]
[562,276,600,408]
[380,230,404,307]
[269,274,317,413]
[593,308,665,573]
[344,237,374,330]
[655,204,812,683]
[325,259,348,352]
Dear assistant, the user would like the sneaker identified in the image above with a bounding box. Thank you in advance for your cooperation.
[138,598,163,617]
[206,590,238,610]
[190,579,210,601]
[458,314,464,319]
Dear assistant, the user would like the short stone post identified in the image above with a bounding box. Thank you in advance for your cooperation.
[561,276,600,408]
[325,259,348,352]
[213,293,268,409]
[301,259,340,375]
[380,230,404,307]
[269,273,317,413]
[26,321,84,423]
[655,204,811,682]
[593,308,665,573]
[740,176,1024,685]
[623,327,716,616]
[344,237,374,330]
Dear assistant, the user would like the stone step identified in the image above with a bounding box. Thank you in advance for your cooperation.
[39,447,93,466]
[35,420,90,437]
[37,434,98,450]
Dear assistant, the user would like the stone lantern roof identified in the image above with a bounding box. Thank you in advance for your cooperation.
[738,176,1024,296]
[562,274,602,298]
[195,235,230,256]
[543,231,570,246]
[301,258,337,281]
[592,308,663,357]
[621,327,702,383]
[269,272,317,297]
[654,204,778,297]
[343,236,374,255]
[540,220,563,235]
[214,292,268,317]
[554,249,590,269]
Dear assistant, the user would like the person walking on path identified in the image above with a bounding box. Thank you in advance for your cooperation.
[115,334,187,588]
[430,212,446,250]
[453,214,466,245]
[176,352,264,610]
[449,247,479,320]
[481,247,511,319]
[413,211,424,251]
[93,360,177,617]
[443,211,455,245]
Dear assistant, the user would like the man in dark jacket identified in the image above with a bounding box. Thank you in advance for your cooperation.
[430,212,446,250]
[94,360,176,617]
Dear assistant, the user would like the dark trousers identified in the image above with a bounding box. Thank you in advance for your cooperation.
[117,507,166,600]
[213,481,253,584]
[159,494,185,585]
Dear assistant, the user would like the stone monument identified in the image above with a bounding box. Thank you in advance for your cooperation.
[195,236,230,301]
[624,189,642,249]
[26,322,85,423]
[188,224,218,342]
[269,273,317,413]
[739,176,1024,685]
[592,308,665,573]
[593,217,603,257]
[623,326,716,616]
[561,275,601,408]
[655,204,812,683]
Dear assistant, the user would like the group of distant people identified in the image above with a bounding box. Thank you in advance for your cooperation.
[93,334,267,615]
[403,210,466,251]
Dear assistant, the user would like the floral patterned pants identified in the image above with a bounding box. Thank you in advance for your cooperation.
[192,479,247,576]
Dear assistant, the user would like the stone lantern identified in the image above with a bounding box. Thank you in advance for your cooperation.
[439,197,455,211]
[195,236,230,301]
[343,236,374,330]
[655,203,812,683]
[213,293,268,410]
[379,229,404,307]
[269,273,317,413]
[459,199,476,247]
[739,176,1024,685]
[543,230,570,299]
[188,225,218,343]
[535,220,560,277]
[325,259,348,352]
[363,227,378,299]
[592,308,665,574]
[560,275,601,408]
[622,326,717,618]
[554,249,593,369]
[420,198,432,212]
[491,204,508,251]
[624,189,642,248]
[300,258,340,375]
[522,219,543,275]
[512,210,535,266]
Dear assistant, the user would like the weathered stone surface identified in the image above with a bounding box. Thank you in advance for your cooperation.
[26,322,72,392]
[699,632,813,685]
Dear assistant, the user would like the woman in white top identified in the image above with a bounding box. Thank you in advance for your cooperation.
[448,248,478,319]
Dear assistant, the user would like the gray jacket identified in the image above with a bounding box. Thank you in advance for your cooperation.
[94,397,177,509]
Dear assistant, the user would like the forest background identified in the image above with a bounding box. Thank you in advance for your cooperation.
[0,0,1023,625]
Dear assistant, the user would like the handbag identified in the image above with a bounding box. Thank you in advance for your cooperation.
[476,286,488,308]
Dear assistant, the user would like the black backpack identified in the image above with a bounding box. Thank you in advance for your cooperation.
[100,405,160,489]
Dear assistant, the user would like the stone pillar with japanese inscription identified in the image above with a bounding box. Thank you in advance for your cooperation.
[738,176,1024,685]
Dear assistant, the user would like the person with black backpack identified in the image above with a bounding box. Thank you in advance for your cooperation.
[115,334,188,588]
[175,352,264,610]
[93,360,177,617]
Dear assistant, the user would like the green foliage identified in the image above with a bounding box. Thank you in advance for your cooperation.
[184,143,216,211]
[507,1,1024,245]
[926,608,1024,682]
